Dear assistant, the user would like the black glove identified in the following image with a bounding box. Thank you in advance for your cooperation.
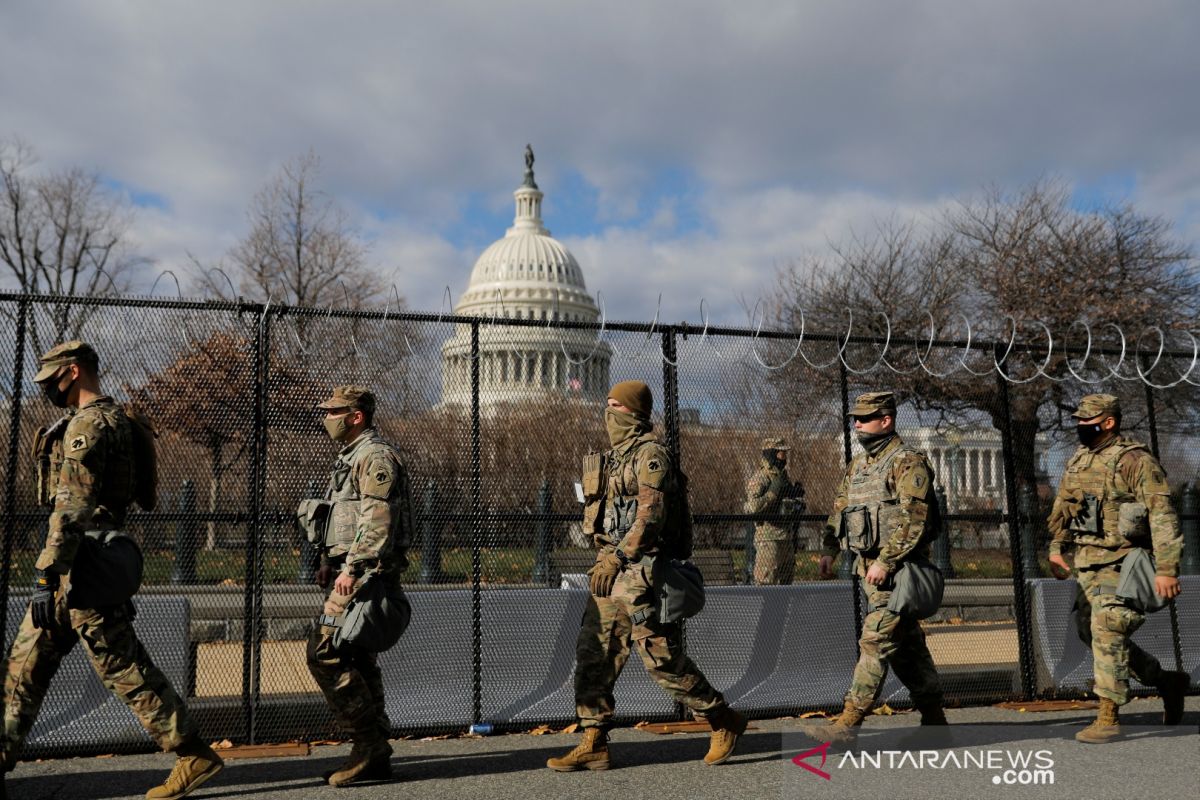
[588,551,623,597]
[31,570,59,629]
[315,562,335,590]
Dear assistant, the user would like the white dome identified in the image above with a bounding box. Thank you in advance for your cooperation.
[441,149,611,410]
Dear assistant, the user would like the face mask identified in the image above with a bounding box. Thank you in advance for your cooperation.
[604,407,644,447]
[856,430,894,456]
[323,413,353,443]
[41,369,74,408]
[765,452,787,469]
[1077,423,1105,448]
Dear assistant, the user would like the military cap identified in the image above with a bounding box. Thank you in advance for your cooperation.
[760,437,790,451]
[317,384,376,416]
[608,380,653,419]
[34,340,99,383]
[847,391,896,418]
[1071,393,1120,419]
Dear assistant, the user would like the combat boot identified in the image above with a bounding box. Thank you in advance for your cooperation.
[800,701,867,749]
[1157,670,1189,726]
[326,739,393,787]
[145,739,224,800]
[916,703,949,725]
[1075,698,1121,744]
[546,728,610,771]
[704,706,747,765]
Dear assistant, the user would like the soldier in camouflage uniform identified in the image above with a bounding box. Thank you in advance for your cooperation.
[745,437,805,585]
[0,342,222,800]
[804,392,946,747]
[305,385,411,786]
[547,380,746,772]
[1046,394,1187,743]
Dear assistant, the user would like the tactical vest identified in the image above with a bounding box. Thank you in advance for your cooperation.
[1059,437,1152,551]
[323,430,407,558]
[751,464,790,540]
[841,440,921,555]
[602,433,656,540]
[34,401,136,526]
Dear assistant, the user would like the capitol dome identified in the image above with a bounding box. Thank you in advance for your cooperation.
[441,147,611,409]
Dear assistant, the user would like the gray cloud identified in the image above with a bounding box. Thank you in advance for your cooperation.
[2,0,1196,321]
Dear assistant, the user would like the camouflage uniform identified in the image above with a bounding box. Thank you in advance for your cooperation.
[305,386,411,748]
[2,343,198,773]
[821,392,944,714]
[1048,395,1183,707]
[574,424,725,729]
[745,437,804,585]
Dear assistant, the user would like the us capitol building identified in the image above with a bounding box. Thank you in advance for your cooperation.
[441,147,611,409]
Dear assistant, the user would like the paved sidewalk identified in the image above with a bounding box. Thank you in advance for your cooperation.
[7,697,1197,800]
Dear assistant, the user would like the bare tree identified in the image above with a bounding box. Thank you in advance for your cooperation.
[768,179,1199,489]
[0,138,142,360]
[193,150,384,309]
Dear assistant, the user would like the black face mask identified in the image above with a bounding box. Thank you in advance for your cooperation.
[41,372,74,408]
[1077,423,1105,448]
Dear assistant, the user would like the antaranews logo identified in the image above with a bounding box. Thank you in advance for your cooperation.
[789,741,1055,786]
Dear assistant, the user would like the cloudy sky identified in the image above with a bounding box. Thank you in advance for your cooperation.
[2,0,1197,324]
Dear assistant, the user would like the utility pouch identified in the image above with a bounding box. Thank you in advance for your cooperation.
[1118,502,1150,541]
[297,498,333,545]
[1116,548,1168,613]
[1067,493,1101,534]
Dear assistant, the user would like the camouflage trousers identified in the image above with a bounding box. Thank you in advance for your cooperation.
[306,582,390,743]
[575,554,726,729]
[1,591,196,771]
[845,557,944,711]
[753,534,795,585]
[1074,564,1158,705]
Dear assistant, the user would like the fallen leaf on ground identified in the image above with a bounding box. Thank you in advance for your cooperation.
[799,711,830,719]
[872,704,897,716]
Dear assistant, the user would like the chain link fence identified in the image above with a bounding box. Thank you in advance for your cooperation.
[1,292,1197,756]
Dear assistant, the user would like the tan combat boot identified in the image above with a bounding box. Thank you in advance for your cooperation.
[145,740,224,800]
[704,707,748,765]
[326,739,393,787]
[546,728,610,771]
[1075,698,1121,744]
[801,701,867,749]
[1158,670,1189,726]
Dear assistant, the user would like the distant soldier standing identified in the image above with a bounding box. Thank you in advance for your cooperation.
[0,342,222,800]
[305,386,412,786]
[806,391,946,746]
[547,380,746,771]
[745,437,805,585]
[1046,394,1187,743]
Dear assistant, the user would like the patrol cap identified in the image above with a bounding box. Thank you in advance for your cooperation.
[317,384,376,417]
[34,340,99,383]
[608,380,653,419]
[1071,393,1120,420]
[848,391,896,418]
[761,437,790,451]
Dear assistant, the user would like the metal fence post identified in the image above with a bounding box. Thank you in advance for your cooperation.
[0,296,30,653]
[532,478,552,584]
[1142,381,1185,673]
[470,320,483,727]
[933,485,955,578]
[172,479,199,585]
[242,303,270,743]
[995,369,1036,699]
[1018,483,1040,578]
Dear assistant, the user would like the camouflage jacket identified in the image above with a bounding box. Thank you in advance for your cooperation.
[323,428,411,575]
[36,396,136,574]
[821,435,935,573]
[1048,435,1181,577]
[744,461,795,541]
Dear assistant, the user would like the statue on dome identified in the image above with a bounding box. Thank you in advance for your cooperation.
[525,144,535,171]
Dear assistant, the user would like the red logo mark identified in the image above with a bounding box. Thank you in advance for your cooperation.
[791,741,832,780]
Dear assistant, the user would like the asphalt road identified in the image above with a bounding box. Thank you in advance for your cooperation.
[7,697,1198,800]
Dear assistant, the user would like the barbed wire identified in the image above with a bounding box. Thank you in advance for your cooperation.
[4,283,1199,390]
